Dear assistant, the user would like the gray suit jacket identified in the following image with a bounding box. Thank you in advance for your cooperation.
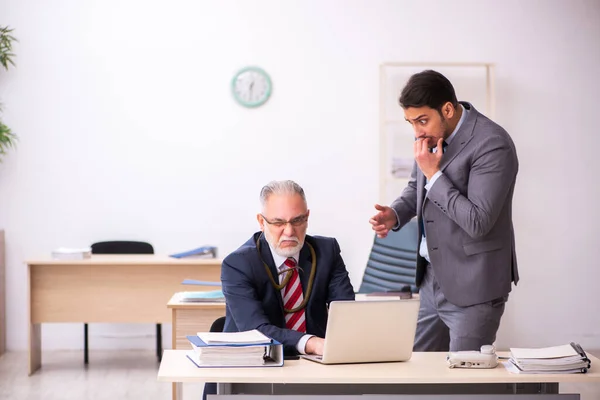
[391,102,519,307]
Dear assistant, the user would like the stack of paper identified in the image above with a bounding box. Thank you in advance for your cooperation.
[186,329,283,368]
[197,329,271,345]
[178,290,225,303]
[51,247,92,260]
[190,342,269,366]
[506,343,591,374]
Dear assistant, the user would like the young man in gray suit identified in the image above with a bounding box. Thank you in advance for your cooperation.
[369,70,519,352]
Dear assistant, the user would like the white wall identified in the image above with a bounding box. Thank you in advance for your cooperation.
[0,0,598,351]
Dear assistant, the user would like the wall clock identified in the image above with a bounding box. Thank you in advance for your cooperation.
[231,66,272,108]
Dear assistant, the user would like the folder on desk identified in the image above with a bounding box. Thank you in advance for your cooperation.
[506,343,591,374]
[178,290,225,303]
[181,279,222,287]
[185,334,283,368]
[170,246,217,259]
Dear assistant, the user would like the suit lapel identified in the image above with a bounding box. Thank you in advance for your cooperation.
[297,242,312,295]
[258,235,285,310]
[417,171,427,229]
[296,241,313,324]
[421,103,478,219]
[439,102,477,172]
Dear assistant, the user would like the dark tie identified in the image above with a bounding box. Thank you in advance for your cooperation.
[421,141,448,237]
[427,141,448,153]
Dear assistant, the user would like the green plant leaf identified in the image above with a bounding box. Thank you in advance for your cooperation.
[0,26,18,161]
[0,25,17,70]
[0,120,17,160]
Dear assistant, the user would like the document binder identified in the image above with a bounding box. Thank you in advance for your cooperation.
[181,279,222,286]
[178,290,225,303]
[185,335,283,368]
[506,343,592,374]
[570,342,590,362]
[170,246,217,259]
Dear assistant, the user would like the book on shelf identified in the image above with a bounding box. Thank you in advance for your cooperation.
[505,343,591,374]
[185,330,282,367]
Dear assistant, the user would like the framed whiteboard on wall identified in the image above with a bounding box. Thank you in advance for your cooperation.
[379,62,495,205]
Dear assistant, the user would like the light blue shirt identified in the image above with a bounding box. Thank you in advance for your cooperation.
[419,104,468,262]
[268,245,313,354]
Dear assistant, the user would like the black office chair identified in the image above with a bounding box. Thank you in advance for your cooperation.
[358,218,419,293]
[210,316,226,333]
[90,241,154,255]
[88,240,162,363]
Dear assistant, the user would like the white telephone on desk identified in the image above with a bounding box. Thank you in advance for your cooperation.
[447,345,498,369]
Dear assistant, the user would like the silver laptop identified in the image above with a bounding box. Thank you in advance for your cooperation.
[301,298,420,364]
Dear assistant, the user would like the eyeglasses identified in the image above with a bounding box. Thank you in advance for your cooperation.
[261,213,309,228]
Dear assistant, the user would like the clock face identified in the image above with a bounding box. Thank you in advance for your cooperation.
[231,66,272,108]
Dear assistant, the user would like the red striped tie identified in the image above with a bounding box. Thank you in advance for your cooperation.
[282,258,306,333]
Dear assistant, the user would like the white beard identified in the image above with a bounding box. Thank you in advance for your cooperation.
[263,229,304,258]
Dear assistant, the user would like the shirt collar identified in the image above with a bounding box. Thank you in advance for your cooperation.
[445,103,467,146]
[268,243,299,270]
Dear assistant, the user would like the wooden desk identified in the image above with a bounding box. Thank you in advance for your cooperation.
[168,293,226,350]
[158,350,600,399]
[26,255,222,375]
[166,293,417,400]
[168,293,226,400]
[167,292,400,351]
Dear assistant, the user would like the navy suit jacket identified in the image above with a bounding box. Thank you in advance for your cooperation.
[221,232,355,355]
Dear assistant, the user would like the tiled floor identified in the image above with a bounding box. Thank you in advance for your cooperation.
[0,350,203,400]
[0,350,598,399]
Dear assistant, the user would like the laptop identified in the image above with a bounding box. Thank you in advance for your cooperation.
[301,298,420,364]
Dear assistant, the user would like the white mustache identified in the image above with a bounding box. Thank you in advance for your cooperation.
[278,236,299,245]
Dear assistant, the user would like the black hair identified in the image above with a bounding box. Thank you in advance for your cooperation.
[399,70,458,112]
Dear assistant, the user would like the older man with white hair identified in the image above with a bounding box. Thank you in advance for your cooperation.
[221,180,355,356]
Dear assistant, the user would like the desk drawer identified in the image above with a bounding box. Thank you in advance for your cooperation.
[173,308,225,349]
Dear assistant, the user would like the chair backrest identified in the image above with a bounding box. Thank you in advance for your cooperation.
[358,218,419,293]
[210,316,226,333]
[91,241,154,255]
